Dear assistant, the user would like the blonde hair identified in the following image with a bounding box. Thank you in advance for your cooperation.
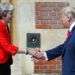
[0,3,14,19]
[0,2,14,12]
[61,6,75,19]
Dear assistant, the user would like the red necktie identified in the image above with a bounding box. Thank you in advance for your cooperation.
[67,31,72,37]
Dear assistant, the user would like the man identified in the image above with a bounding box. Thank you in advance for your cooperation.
[0,3,18,75]
[29,7,75,75]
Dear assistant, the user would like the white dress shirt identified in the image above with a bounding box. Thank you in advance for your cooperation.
[69,22,75,32]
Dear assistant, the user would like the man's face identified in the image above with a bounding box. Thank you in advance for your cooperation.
[60,13,70,28]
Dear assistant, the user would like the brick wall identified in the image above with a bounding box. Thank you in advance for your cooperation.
[34,2,68,74]
[35,2,69,29]
[34,57,62,74]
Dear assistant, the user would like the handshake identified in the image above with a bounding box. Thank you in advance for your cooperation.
[17,48,46,60]
[27,48,46,60]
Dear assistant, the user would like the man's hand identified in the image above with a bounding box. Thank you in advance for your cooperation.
[33,51,45,60]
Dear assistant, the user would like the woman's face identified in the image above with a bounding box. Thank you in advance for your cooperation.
[6,11,12,22]
[3,11,12,23]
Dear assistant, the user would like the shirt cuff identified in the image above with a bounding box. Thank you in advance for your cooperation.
[43,52,48,60]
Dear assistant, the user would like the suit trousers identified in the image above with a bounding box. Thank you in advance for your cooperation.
[0,64,11,75]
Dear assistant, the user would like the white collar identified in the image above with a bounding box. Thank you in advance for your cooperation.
[69,22,75,32]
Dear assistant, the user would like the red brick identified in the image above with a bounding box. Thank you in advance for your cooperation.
[35,2,69,29]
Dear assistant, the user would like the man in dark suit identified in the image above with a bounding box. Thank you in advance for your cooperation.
[29,7,75,75]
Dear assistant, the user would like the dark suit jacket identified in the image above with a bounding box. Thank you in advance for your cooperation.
[0,20,18,64]
[46,26,75,75]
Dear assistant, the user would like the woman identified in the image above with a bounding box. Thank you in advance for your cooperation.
[0,3,18,75]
